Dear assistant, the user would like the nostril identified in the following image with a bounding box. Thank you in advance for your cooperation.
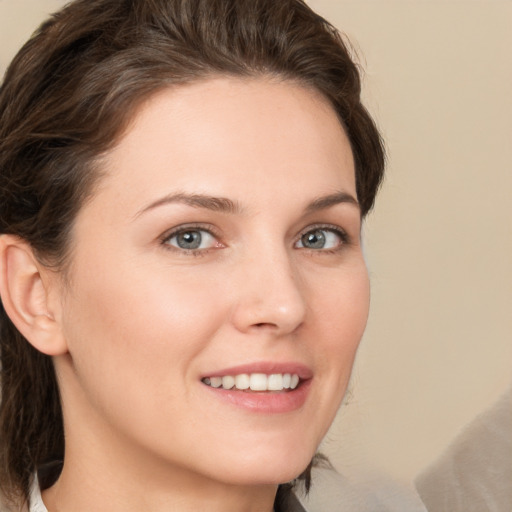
[253,322,277,329]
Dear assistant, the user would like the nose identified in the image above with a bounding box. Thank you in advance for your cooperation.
[230,248,307,336]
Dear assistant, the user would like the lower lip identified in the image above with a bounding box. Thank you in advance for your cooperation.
[202,379,312,414]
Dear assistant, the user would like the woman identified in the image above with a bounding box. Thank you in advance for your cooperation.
[0,1,385,511]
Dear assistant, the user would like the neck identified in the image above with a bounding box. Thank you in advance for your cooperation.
[46,359,285,512]
[42,447,278,512]
[43,393,277,512]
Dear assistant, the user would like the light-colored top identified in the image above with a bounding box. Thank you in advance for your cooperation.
[416,386,512,512]
[27,481,47,512]
[296,467,427,512]
[23,467,427,512]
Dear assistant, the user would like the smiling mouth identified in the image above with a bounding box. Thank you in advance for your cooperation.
[201,373,300,392]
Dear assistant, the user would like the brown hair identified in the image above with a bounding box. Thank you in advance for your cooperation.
[0,0,385,508]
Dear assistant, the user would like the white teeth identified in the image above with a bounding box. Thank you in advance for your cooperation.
[210,376,222,388]
[249,373,267,391]
[221,375,235,389]
[234,374,250,390]
[203,373,301,391]
[267,374,283,391]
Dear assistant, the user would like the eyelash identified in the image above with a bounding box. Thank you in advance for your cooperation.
[160,223,221,257]
[160,223,350,256]
[296,224,350,254]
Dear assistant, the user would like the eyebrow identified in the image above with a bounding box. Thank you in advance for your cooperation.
[304,191,359,213]
[135,190,359,219]
[135,192,244,218]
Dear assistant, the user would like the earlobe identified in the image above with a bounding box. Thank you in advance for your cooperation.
[0,235,68,356]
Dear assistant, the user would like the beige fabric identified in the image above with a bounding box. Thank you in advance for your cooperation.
[17,468,427,512]
[27,482,46,512]
[416,386,512,512]
[296,466,427,512]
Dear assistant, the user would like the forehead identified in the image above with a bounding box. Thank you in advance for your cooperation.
[92,77,355,213]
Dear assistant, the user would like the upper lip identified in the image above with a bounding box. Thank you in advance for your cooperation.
[201,362,313,380]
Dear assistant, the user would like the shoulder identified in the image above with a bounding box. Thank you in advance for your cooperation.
[416,386,512,512]
[0,478,46,512]
[295,466,427,512]
[0,494,27,512]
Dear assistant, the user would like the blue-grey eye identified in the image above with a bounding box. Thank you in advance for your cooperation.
[166,229,216,250]
[296,228,343,250]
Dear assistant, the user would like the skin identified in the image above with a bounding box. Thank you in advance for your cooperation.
[34,77,370,511]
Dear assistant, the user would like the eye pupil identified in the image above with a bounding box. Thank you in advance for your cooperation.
[177,230,202,249]
[302,230,326,249]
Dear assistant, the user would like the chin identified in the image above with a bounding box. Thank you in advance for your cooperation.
[207,444,317,487]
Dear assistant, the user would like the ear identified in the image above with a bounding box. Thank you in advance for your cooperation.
[0,235,68,356]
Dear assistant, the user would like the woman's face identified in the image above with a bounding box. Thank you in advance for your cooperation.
[54,77,369,487]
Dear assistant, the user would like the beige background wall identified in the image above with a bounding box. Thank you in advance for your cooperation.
[1,0,511,485]
[310,0,512,483]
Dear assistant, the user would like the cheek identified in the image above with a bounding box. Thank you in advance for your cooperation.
[315,263,370,342]
[310,263,370,386]
[60,261,227,412]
